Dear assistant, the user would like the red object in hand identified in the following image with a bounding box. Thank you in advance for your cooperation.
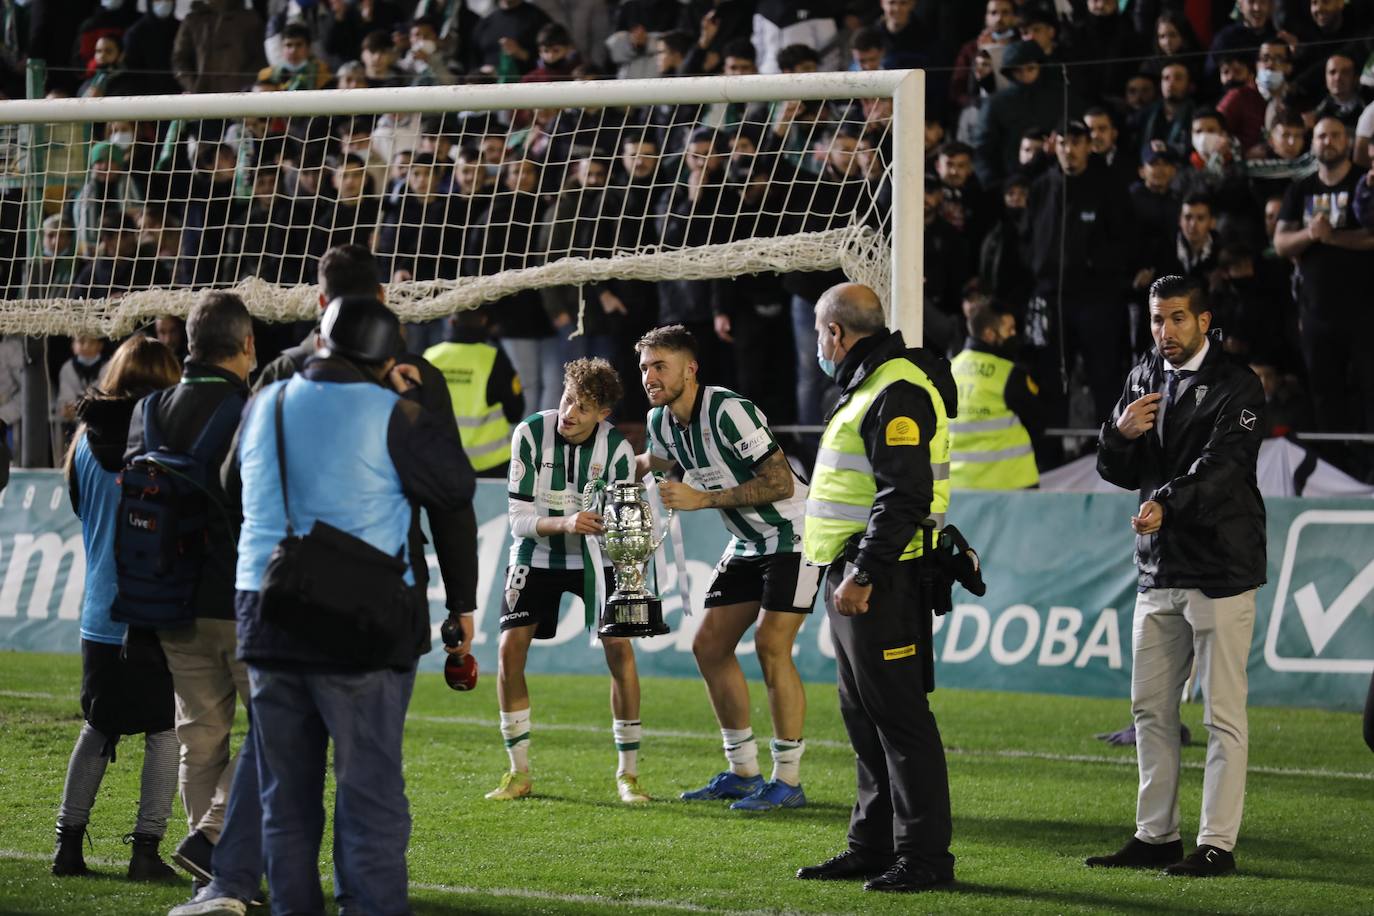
[444,653,479,691]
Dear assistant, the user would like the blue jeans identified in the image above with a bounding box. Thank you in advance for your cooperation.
[249,665,417,916]
[790,295,827,426]
[203,713,263,903]
[557,321,614,367]
[500,336,563,413]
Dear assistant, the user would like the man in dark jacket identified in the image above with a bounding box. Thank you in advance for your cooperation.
[125,291,253,890]
[1091,274,1265,879]
[797,282,958,892]
[974,40,1081,187]
[176,245,479,915]
[230,296,473,912]
[1022,120,1136,460]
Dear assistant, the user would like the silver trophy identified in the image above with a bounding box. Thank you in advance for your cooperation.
[582,479,673,638]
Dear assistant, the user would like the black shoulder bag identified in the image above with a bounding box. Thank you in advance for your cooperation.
[258,385,411,668]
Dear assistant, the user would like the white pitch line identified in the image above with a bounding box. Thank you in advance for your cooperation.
[409,714,1374,782]
[412,880,845,915]
[0,850,836,916]
[7,692,1371,783]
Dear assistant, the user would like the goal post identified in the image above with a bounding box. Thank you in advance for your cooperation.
[0,69,923,342]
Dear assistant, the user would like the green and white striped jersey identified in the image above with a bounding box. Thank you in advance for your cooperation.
[647,386,806,558]
[507,409,636,569]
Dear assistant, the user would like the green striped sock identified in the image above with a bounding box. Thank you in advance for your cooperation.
[500,709,531,773]
[613,719,642,776]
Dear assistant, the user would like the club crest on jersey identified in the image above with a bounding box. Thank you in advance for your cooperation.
[589,463,604,479]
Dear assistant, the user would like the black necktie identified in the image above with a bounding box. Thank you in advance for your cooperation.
[1159,369,1193,442]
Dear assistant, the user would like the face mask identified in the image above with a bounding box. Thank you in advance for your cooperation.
[75,353,102,366]
[108,130,133,148]
[484,164,500,177]
[998,334,1022,357]
[816,338,837,378]
[1256,67,1285,98]
[414,39,437,56]
[282,59,309,73]
[100,0,124,10]
[1192,132,1222,158]
[152,0,174,18]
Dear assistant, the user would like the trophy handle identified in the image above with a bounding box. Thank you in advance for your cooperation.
[647,475,675,554]
[582,478,606,514]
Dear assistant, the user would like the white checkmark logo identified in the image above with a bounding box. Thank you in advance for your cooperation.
[1292,557,1374,655]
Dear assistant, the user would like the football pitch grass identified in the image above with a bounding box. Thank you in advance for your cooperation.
[0,652,1370,915]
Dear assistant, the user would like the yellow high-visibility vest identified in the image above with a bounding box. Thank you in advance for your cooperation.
[423,341,512,472]
[803,356,950,565]
[949,348,1038,490]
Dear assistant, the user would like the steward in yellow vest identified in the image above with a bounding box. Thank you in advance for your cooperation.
[424,312,525,476]
[796,283,957,890]
[948,306,1041,490]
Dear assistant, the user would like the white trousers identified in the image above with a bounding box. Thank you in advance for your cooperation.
[1130,587,1256,852]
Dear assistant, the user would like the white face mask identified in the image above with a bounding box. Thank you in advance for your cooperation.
[413,38,437,56]
[100,0,124,10]
[75,353,103,366]
[1192,132,1224,158]
[152,0,174,18]
[109,130,134,148]
[1256,66,1285,99]
[13,0,31,8]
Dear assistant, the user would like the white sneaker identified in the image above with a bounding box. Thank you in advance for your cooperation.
[168,895,247,916]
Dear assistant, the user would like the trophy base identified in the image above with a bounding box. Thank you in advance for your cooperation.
[597,597,669,639]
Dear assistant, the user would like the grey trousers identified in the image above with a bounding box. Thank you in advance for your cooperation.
[1130,587,1256,852]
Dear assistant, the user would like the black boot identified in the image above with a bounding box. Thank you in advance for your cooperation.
[51,825,90,877]
[125,832,178,882]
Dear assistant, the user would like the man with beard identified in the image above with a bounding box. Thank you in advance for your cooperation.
[1274,116,1374,434]
[635,324,816,812]
[1090,274,1265,878]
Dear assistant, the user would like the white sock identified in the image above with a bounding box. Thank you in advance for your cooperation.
[722,727,760,777]
[613,719,641,777]
[770,738,804,786]
[500,709,531,773]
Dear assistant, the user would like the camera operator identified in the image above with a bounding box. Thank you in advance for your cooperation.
[226,296,473,912]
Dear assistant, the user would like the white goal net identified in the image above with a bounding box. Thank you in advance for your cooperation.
[0,72,922,339]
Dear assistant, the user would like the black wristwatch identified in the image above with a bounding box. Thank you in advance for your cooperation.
[850,567,873,587]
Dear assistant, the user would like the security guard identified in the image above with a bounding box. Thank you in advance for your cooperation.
[424,309,525,476]
[797,283,958,893]
[949,303,1041,489]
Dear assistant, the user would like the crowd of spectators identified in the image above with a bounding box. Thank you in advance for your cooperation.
[3,0,1374,475]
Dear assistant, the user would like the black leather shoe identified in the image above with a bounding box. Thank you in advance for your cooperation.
[796,849,897,881]
[1165,845,1236,877]
[1085,837,1184,868]
[174,830,215,883]
[863,857,954,892]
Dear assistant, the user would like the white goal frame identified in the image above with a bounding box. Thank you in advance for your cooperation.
[1,70,924,342]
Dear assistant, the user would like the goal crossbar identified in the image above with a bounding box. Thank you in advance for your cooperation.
[0,70,924,342]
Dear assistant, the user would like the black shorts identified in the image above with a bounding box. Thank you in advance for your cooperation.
[704,552,821,614]
[500,565,615,640]
[80,638,175,737]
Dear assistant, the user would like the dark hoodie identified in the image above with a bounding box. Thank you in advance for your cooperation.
[67,394,139,513]
[829,329,959,580]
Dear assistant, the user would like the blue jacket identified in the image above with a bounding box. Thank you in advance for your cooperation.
[229,357,474,670]
[73,435,125,646]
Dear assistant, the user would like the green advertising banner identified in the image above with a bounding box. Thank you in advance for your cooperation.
[2,473,1371,711]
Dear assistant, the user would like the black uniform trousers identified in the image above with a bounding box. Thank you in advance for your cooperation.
[825,559,955,875]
